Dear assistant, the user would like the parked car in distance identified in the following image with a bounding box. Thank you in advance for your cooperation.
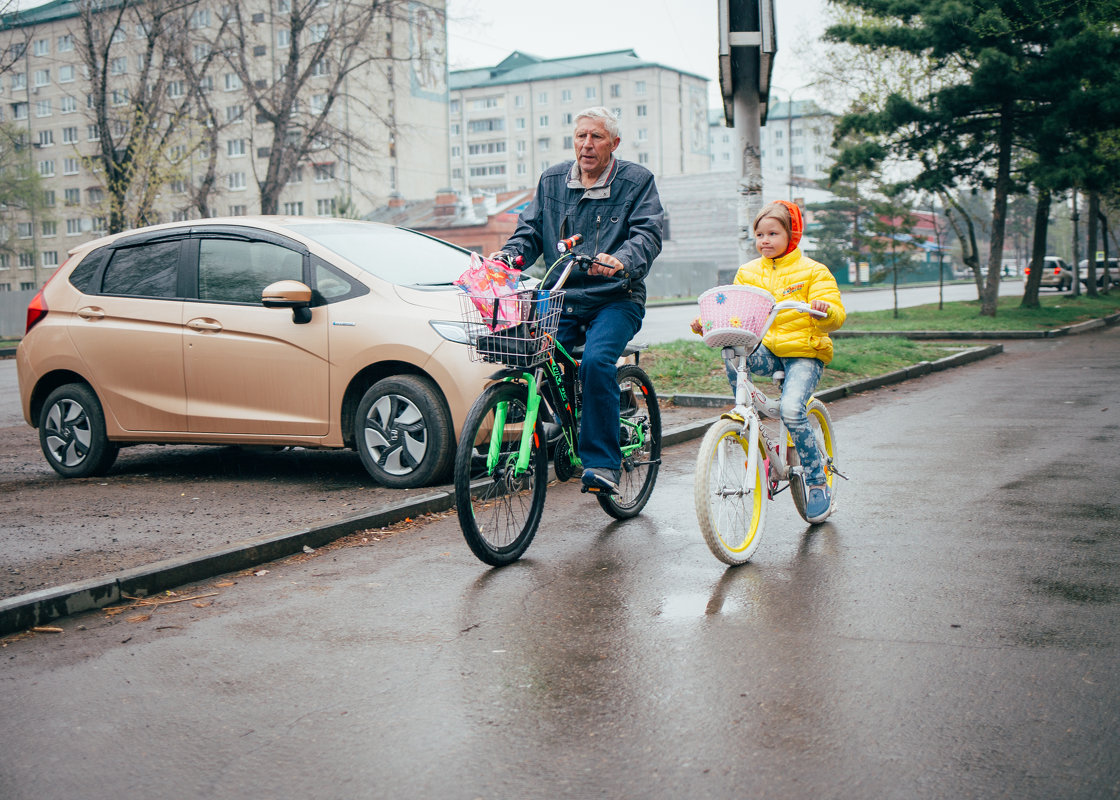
[1025,256,1073,291]
[16,217,497,488]
[1077,258,1120,290]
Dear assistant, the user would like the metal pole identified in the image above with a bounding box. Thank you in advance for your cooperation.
[1071,191,1081,297]
[733,56,763,267]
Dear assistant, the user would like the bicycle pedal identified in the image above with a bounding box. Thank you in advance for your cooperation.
[580,484,616,496]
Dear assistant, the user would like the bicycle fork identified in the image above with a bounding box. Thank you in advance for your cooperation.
[487,373,543,478]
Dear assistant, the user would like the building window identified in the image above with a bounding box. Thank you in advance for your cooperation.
[63,157,80,175]
[66,218,83,235]
[36,100,52,117]
[585,87,596,100]
[282,202,304,215]
[316,198,336,216]
[87,125,100,141]
[41,220,57,236]
[37,130,53,147]
[11,73,25,91]
[635,81,646,95]
[12,102,27,120]
[538,115,549,128]
[18,222,33,238]
[228,172,246,190]
[64,188,80,206]
[228,205,247,216]
[277,29,290,48]
[638,152,650,165]
[42,190,55,207]
[57,34,73,52]
[636,104,647,117]
[227,138,246,157]
[34,38,49,56]
[42,251,58,267]
[313,163,335,182]
[60,96,77,114]
[38,160,55,177]
[609,83,621,98]
[34,69,50,87]
[226,104,244,123]
[537,91,548,105]
[110,57,127,75]
[637,128,648,142]
[561,89,572,103]
[19,253,35,268]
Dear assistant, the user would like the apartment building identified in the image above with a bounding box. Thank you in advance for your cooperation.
[709,99,837,205]
[448,50,710,196]
[0,0,450,291]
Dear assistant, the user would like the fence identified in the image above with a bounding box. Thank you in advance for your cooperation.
[0,290,34,340]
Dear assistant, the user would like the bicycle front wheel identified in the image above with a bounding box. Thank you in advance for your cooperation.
[788,399,838,523]
[598,364,662,520]
[694,417,769,565]
[453,382,548,566]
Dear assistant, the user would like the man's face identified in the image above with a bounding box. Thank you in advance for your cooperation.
[573,117,620,181]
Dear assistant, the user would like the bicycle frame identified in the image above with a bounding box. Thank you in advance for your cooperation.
[723,349,798,497]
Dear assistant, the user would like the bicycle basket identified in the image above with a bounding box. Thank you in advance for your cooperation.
[460,288,564,368]
[697,285,775,349]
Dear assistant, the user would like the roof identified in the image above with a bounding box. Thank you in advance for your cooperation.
[450,49,708,91]
[1,0,83,29]
[365,189,535,231]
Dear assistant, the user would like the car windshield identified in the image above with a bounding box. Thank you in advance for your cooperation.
[284,220,472,286]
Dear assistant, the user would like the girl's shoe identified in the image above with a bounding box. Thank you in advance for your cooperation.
[805,485,831,524]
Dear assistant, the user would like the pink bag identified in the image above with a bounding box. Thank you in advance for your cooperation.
[455,253,523,331]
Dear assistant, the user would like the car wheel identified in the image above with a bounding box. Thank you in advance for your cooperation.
[355,375,452,488]
[38,383,120,478]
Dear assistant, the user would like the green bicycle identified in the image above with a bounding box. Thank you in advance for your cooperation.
[451,240,662,566]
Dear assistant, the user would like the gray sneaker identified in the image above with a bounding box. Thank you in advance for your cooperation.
[581,467,620,493]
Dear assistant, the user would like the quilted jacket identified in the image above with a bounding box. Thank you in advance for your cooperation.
[733,248,846,364]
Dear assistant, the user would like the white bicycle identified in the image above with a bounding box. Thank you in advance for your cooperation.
[693,285,845,565]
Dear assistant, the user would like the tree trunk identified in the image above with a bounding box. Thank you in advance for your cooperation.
[1020,188,1050,309]
[1086,191,1099,297]
[982,104,1014,317]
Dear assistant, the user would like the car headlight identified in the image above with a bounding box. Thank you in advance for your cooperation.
[429,319,472,344]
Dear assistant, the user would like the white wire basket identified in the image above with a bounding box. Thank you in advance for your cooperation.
[697,285,775,349]
[459,288,564,368]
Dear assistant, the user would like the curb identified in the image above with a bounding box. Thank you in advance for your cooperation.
[0,324,1098,636]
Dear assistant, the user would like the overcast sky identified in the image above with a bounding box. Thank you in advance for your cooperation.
[446,0,830,109]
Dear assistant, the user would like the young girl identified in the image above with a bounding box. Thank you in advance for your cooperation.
[691,200,846,523]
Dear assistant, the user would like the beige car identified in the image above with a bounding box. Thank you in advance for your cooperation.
[17,217,495,488]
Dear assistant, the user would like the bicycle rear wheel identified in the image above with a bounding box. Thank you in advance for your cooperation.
[788,399,838,523]
[598,364,662,520]
[454,382,548,566]
[694,417,768,565]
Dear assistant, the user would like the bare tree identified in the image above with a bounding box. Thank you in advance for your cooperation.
[219,0,430,214]
[75,0,224,232]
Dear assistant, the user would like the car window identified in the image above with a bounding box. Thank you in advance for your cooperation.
[313,257,358,300]
[285,221,470,286]
[198,239,303,303]
[101,241,181,298]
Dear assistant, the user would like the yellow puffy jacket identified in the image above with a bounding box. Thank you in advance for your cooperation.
[733,248,846,364]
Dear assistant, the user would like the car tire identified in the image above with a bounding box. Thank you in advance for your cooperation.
[38,383,120,478]
[355,375,453,488]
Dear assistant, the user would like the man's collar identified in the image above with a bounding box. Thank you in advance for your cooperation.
[567,157,618,196]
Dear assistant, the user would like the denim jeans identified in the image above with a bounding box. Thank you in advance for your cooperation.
[556,301,644,471]
[728,346,827,485]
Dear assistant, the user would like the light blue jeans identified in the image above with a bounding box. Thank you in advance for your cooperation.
[727,346,827,485]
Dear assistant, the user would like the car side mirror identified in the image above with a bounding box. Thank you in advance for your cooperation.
[262,280,313,324]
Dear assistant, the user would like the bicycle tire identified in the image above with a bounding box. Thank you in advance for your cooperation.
[694,417,769,565]
[453,382,548,566]
[788,399,838,523]
[597,364,661,519]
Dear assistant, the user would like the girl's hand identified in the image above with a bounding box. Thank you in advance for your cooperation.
[810,300,830,316]
[690,316,703,335]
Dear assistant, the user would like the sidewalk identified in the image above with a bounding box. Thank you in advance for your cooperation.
[4,309,1118,635]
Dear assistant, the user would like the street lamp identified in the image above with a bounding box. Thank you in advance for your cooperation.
[769,83,816,202]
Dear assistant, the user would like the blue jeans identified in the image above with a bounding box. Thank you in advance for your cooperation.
[556,301,644,472]
[728,346,827,485]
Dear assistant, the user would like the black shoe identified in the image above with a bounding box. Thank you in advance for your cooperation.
[581,467,620,494]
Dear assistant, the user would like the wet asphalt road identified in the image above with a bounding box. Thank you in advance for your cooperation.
[1,326,1117,799]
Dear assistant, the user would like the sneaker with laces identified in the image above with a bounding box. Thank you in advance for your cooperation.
[805,484,831,524]
[581,467,620,494]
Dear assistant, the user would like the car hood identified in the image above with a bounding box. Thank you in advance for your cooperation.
[392,283,466,313]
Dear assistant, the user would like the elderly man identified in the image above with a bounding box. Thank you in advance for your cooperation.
[494,106,664,494]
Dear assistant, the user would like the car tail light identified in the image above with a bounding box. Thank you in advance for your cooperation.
[1025,267,1031,276]
[1053,266,1061,275]
[25,289,48,334]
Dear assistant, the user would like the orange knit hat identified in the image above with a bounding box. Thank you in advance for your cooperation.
[774,200,803,256]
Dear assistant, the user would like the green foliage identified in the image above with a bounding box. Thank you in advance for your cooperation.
[0,122,48,258]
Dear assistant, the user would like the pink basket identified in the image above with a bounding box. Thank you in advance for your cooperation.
[697,285,775,349]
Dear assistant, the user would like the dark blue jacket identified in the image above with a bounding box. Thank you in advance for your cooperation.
[503,158,664,316]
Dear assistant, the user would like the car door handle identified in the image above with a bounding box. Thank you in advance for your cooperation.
[187,318,223,333]
[76,307,105,321]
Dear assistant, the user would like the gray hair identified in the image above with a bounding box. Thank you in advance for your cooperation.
[574,106,620,140]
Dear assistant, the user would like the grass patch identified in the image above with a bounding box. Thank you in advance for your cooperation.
[844,291,1120,331]
[643,336,956,397]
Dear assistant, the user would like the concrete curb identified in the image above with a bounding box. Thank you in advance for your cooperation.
[0,316,1110,636]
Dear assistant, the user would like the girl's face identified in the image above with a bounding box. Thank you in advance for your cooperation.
[754,216,790,259]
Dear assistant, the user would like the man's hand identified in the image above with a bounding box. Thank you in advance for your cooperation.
[589,252,624,277]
